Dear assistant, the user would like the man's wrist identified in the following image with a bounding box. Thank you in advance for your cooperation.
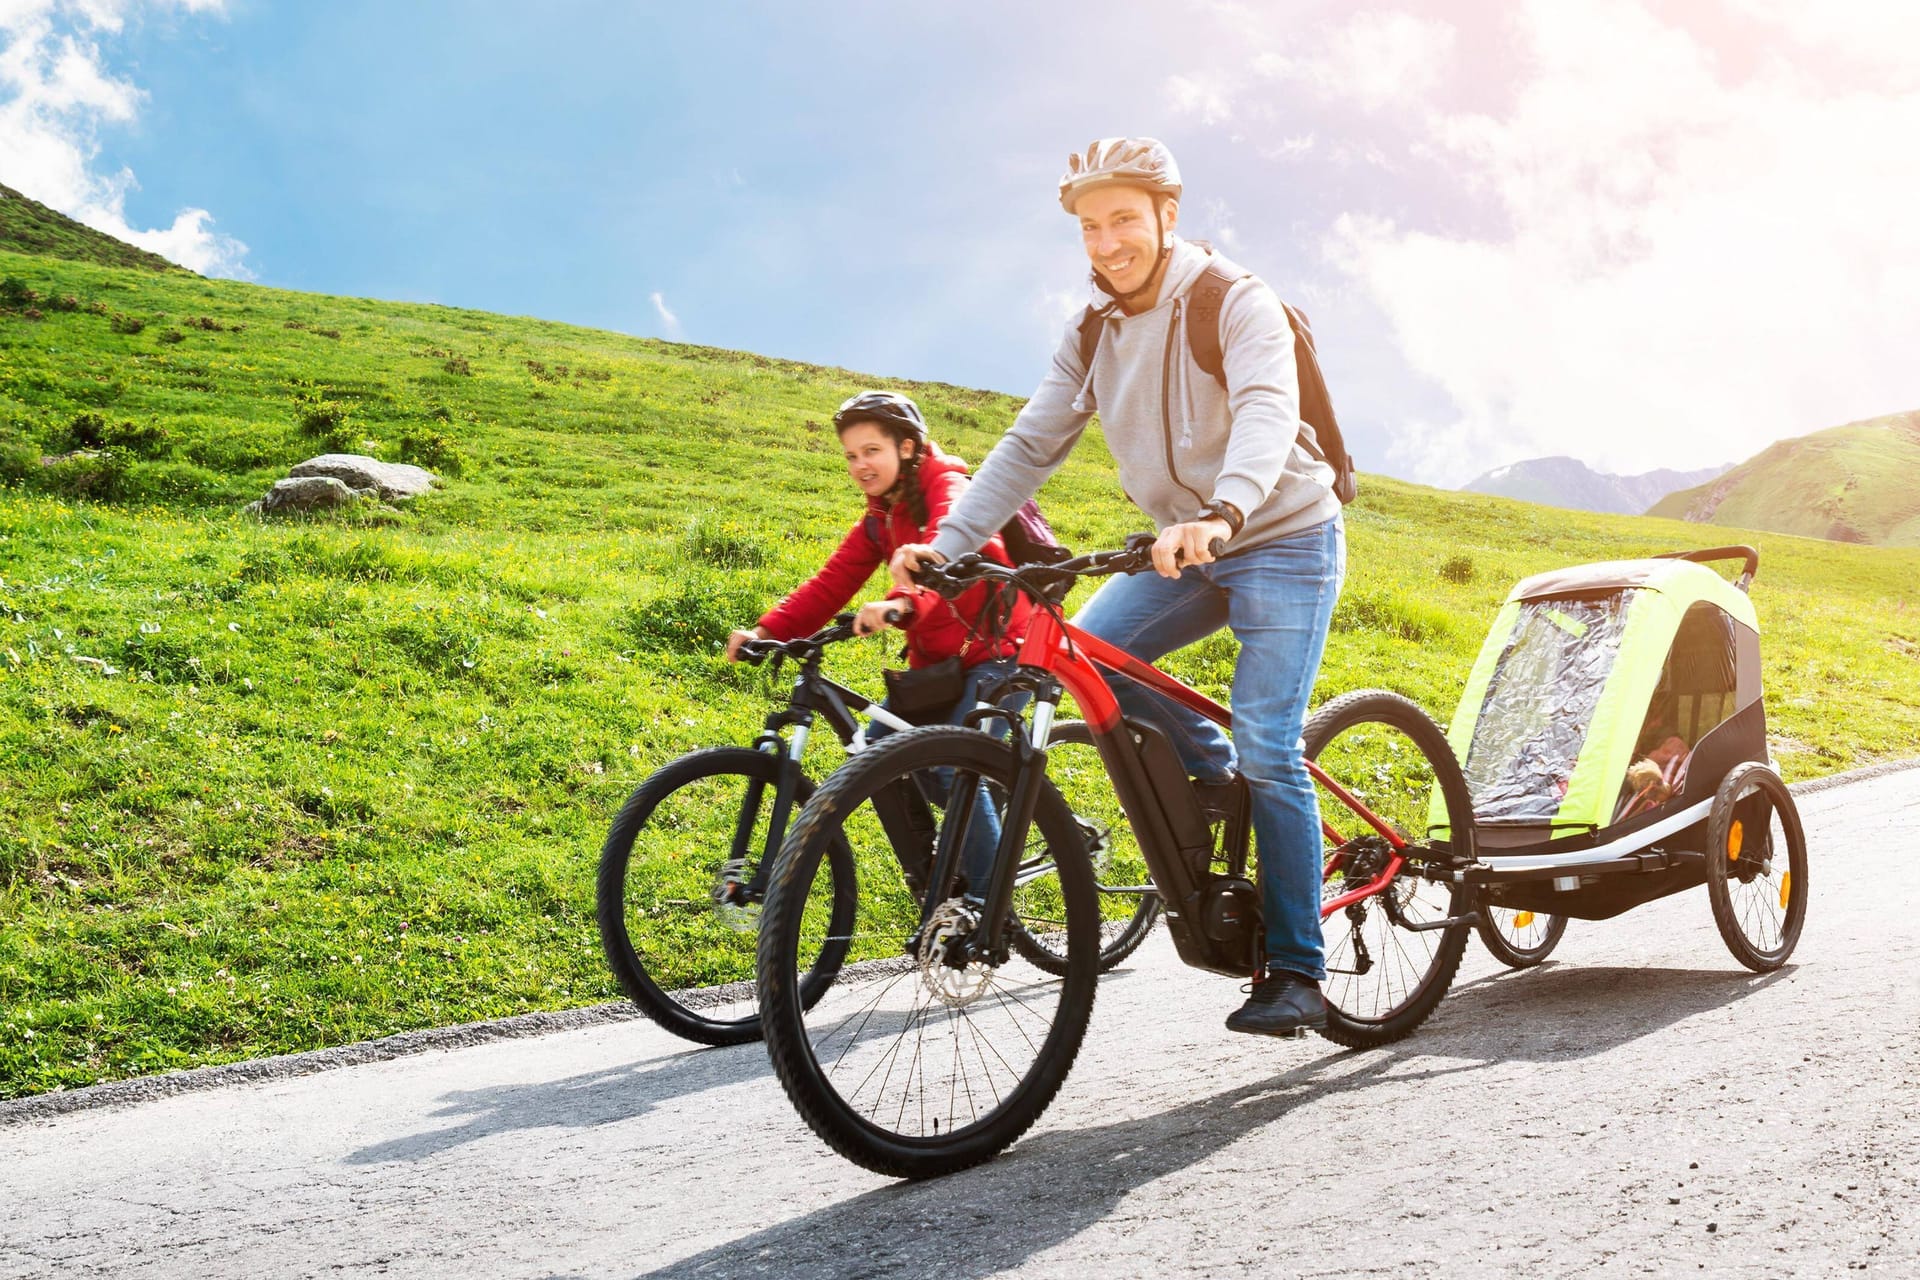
[1200,499,1244,538]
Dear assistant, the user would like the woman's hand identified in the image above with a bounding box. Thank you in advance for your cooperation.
[889,543,946,590]
[853,599,912,637]
[725,626,771,662]
[1150,517,1233,578]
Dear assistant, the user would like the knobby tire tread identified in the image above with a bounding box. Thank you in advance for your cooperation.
[596,746,851,1047]
[1306,689,1474,1050]
[758,727,1099,1179]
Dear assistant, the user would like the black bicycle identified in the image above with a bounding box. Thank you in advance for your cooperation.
[595,613,1159,1046]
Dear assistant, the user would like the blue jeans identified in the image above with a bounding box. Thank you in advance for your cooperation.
[1071,516,1345,979]
[867,657,1028,890]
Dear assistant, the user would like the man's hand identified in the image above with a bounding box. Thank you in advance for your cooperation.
[1150,518,1232,578]
[889,543,946,590]
[853,599,911,637]
[725,625,771,662]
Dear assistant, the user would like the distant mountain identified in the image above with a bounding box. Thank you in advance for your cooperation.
[1461,455,1730,515]
[1647,411,1920,547]
[0,182,179,273]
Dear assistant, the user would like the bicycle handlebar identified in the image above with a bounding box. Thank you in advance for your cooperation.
[909,533,1228,600]
[736,613,860,667]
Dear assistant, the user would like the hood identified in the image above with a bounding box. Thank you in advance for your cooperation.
[1087,235,1213,315]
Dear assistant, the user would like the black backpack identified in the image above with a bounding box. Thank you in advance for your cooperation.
[1075,252,1357,504]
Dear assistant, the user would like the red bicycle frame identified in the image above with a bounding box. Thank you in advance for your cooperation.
[1009,606,1409,935]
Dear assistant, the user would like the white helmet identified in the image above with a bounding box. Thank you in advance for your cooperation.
[1058,137,1183,214]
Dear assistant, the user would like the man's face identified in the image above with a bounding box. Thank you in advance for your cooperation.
[1077,184,1176,297]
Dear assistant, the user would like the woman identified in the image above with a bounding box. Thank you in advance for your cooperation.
[726,389,1034,885]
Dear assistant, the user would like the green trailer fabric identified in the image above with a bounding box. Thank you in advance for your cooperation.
[1430,558,1758,842]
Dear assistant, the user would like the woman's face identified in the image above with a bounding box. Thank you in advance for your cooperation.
[840,421,910,498]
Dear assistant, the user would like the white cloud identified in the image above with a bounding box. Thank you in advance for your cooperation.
[650,290,683,339]
[1316,0,1920,483]
[1164,72,1236,126]
[0,0,247,277]
[1255,10,1456,113]
[1196,196,1242,254]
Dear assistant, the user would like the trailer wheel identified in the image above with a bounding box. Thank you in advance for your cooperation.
[1705,762,1807,971]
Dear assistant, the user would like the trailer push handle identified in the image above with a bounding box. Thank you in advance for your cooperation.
[1655,545,1759,593]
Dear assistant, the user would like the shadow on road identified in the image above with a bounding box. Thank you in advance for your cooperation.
[637,961,1789,1280]
[341,1037,774,1165]
[1419,962,1793,1063]
[344,967,1145,1167]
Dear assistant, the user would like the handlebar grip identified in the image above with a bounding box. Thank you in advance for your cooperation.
[882,608,904,625]
[1208,537,1227,559]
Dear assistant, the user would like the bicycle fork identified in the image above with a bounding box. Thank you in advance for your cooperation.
[911,684,1062,967]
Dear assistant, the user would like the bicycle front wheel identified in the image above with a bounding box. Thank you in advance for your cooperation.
[596,747,854,1046]
[758,726,1100,1179]
[1007,720,1161,974]
[1306,690,1475,1049]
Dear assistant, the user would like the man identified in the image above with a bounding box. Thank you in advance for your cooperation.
[891,137,1346,1036]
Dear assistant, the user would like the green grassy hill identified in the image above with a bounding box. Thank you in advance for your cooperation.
[0,184,180,274]
[2,244,1917,1097]
[1648,411,1920,546]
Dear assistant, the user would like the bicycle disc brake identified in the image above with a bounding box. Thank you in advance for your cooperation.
[711,858,759,933]
[916,898,993,1008]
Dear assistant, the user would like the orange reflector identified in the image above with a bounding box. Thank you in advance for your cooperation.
[1513,911,1536,929]
[1780,871,1791,909]
[1727,819,1744,861]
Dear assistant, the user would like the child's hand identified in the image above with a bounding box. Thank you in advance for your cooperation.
[853,600,911,637]
[725,626,769,661]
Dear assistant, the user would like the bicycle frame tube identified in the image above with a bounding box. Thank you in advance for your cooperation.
[1009,607,1411,938]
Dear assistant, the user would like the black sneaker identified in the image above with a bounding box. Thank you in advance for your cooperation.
[1226,970,1327,1038]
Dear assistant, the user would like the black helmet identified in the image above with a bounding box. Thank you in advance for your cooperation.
[832,390,927,445]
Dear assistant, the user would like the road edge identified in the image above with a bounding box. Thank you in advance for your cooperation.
[6,755,1915,1128]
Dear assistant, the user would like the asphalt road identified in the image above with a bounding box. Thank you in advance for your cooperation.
[4,767,1916,1278]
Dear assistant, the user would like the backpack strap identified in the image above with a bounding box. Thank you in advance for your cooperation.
[1075,305,1106,379]
[1184,259,1247,388]
[861,512,885,554]
[1281,302,1359,505]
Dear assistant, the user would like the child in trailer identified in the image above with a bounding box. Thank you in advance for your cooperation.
[725,390,1035,884]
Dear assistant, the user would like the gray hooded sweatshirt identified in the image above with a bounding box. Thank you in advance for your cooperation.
[930,237,1340,564]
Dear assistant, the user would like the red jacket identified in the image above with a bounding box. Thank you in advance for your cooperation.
[757,444,1035,668]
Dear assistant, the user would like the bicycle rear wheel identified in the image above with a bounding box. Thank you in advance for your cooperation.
[758,726,1100,1179]
[596,747,854,1046]
[1305,690,1475,1049]
[1007,720,1160,974]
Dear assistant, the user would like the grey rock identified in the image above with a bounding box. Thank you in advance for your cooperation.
[244,475,373,518]
[288,453,438,501]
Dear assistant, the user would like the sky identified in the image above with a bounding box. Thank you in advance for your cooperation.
[3,0,1919,487]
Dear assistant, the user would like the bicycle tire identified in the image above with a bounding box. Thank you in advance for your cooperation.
[1007,721,1161,974]
[1705,761,1807,972]
[596,746,855,1046]
[758,726,1099,1179]
[1305,689,1474,1049]
[1476,906,1568,969]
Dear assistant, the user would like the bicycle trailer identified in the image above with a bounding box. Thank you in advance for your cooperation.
[1431,547,1805,970]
